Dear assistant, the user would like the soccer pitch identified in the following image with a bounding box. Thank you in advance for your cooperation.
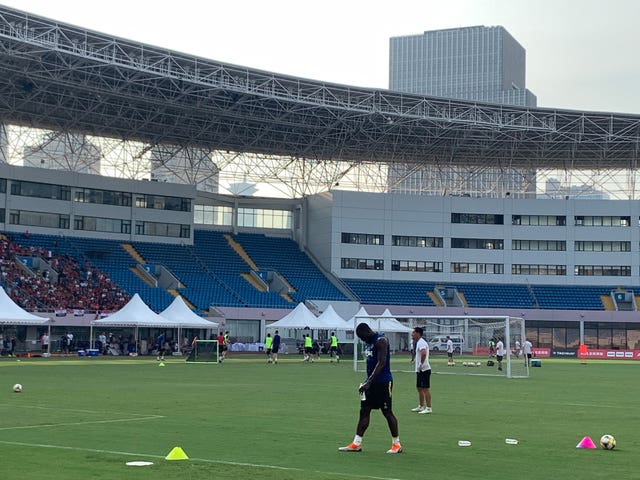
[0,354,637,480]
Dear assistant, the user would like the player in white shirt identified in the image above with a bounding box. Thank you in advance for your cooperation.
[523,339,533,367]
[446,336,454,366]
[410,327,432,414]
[495,338,505,371]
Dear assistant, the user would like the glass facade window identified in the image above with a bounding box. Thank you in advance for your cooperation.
[9,210,70,229]
[450,262,504,274]
[74,216,131,234]
[342,232,384,245]
[135,221,190,238]
[11,180,70,201]
[512,215,566,226]
[451,238,504,249]
[341,258,384,270]
[575,216,630,227]
[74,188,132,207]
[575,265,631,276]
[391,260,443,272]
[512,264,566,275]
[451,213,503,224]
[238,208,291,229]
[575,241,631,252]
[194,205,233,226]
[512,239,566,251]
[135,194,191,212]
[392,235,443,248]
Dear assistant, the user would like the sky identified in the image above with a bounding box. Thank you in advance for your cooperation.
[3,0,640,114]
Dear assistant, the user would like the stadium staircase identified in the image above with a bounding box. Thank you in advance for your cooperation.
[121,243,145,264]
[224,233,290,300]
[129,265,157,287]
[234,232,349,304]
[427,290,444,306]
[224,234,259,270]
[600,294,616,311]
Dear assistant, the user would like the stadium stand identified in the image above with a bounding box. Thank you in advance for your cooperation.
[1,233,131,312]
[4,231,636,313]
[233,232,347,304]
[343,279,438,306]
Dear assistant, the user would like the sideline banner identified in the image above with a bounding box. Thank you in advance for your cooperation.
[473,346,640,360]
[580,349,640,360]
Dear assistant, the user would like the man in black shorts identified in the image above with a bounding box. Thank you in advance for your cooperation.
[339,323,402,454]
[271,330,281,363]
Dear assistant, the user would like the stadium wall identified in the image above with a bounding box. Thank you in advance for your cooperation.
[0,163,196,244]
[310,190,640,286]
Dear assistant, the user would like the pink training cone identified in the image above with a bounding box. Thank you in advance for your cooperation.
[576,436,597,449]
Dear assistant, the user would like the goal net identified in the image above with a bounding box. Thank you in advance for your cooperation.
[352,315,528,379]
[186,340,219,364]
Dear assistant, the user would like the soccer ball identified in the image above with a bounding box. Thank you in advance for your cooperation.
[599,434,616,450]
[12,383,22,393]
[462,362,468,367]
[476,362,481,367]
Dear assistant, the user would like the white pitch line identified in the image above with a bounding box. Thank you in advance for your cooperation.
[500,398,631,409]
[0,440,405,480]
[0,403,160,416]
[0,415,165,431]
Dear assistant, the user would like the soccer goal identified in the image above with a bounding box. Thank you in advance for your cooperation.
[185,340,219,364]
[352,315,528,378]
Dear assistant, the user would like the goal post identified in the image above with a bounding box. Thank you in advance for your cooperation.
[186,339,219,364]
[352,315,528,378]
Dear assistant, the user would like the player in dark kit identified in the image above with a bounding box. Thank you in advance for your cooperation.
[271,330,281,363]
[339,322,402,454]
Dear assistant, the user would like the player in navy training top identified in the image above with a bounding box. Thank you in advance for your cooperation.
[339,322,402,454]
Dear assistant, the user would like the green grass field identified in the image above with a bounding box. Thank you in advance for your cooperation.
[1,353,638,480]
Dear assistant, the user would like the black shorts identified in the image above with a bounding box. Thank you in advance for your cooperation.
[304,346,313,354]
[272,346,280,353]
[266,348,272,355]
[526,353,532,359]
[362,381,393,411]
[447,352,453,358]
[330,346,338,353]
[496,355,503,362]
[416,370,431,389]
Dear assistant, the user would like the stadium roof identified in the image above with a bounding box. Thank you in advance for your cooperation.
[1,5,639,194]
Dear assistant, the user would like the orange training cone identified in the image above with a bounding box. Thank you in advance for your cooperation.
[165,446,189,460]
[576,436,597,449]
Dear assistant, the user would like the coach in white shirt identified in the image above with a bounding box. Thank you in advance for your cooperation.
[495,338,505,371]
[410,327,432,414]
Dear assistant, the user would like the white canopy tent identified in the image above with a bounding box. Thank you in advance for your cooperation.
[91,293,176,354]
[267,302,322,329]
[266,303,330,353]
[0,287,50,354]
[160,295,219,347]
[0,287,50,325]
[160,295,219,328]
[316,304,350,331]
[367,309,413,333]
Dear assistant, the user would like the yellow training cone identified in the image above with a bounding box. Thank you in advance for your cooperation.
[158,362,165,367]
[165,446,189,460]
